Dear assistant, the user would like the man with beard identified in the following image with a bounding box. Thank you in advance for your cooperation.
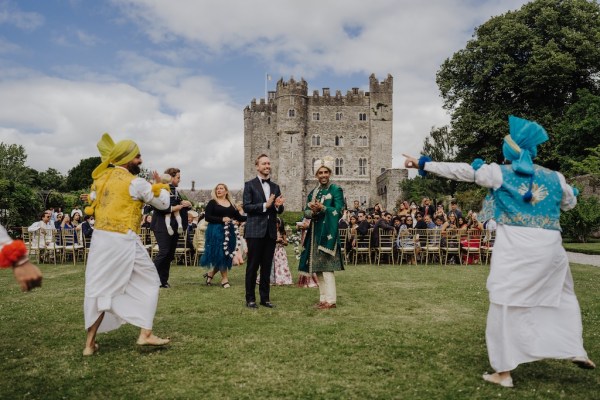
[298,156,345,309]
[81,133,172,356]
[151,167,192,288]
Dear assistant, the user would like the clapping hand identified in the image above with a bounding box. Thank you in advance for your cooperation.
[274,195,285,207]
[266,194,276,208]
[152,170,161,184]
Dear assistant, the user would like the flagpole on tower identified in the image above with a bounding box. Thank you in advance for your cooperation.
[265,73,271,102]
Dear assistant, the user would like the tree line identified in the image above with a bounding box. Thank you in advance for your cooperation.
[402,0,600,242]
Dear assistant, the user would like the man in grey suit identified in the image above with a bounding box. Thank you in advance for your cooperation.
[243,154,285,308]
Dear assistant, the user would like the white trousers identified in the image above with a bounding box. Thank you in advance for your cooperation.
[317,272,336,304]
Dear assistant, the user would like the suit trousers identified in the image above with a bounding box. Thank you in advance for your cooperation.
[153,230,179,285]
[245,236,276,303]
[317,272,336,304]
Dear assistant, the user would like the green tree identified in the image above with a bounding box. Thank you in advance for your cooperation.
[38,168,66,191]
[65,156,101,191]
[560,194,600,242]
[436,0,600,167]
[422,125,458,162]
[0,142,32,185]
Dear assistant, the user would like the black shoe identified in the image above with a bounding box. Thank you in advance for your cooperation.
[246,301,258,309]
[160,283,171,289]
[260,301,275,308]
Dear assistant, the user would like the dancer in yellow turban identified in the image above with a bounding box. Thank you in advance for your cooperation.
[82,133,171,356]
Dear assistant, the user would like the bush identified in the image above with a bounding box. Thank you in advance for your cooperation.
[561,195,600,243]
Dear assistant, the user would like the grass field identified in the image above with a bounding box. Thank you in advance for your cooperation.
[563,241,600,255]
[1,251,599,400]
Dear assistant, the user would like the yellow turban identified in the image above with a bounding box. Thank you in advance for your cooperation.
[92,133,140,179]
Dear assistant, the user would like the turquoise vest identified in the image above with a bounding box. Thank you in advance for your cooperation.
[493,165,562,231]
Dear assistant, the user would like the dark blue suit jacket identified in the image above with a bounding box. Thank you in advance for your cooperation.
[243,177,284,239]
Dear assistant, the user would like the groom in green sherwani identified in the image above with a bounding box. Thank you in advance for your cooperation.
[298,156,345,309]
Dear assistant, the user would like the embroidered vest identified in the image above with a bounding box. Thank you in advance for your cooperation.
[494,164,562,231]
[92,168,143,234]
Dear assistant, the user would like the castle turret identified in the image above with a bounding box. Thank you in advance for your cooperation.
[274,77,308,210]
[243,94,277,181]
[368,74,393,202]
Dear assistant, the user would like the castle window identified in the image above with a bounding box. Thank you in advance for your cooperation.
[267,140,270,149]
[359,113,367,121]
[359,158,367,176]
[311,135,321,147]
[358,135,368,146]
[312,158,317,174]
[335,112,343,121]
[359,196,367,207]
[267,116,271,124]
[288,109,295,118]
[335,158,344,175]
[335,135,344,147]
[312,112,320,121]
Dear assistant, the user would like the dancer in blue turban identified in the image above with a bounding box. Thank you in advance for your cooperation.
[404,116,594,388]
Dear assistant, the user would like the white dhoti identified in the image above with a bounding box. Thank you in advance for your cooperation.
[485,225,588,372]
[84,230,160,333]
[317,272,336,304]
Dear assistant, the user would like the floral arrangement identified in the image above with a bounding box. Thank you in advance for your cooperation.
[223,222,242,259]
[0,240,28,268]
[288,233,302,260]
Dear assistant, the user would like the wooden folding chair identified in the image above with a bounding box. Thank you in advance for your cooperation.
[462,229,483,265]
[174,234,191,266]
[481,230,496,264]
[397,228,419,265]
[423,229,442,265]
[442,228,461,265]
[375,228,395,265]
[354,229,372,265]
[338,228,349,263]
[62,228,84,265]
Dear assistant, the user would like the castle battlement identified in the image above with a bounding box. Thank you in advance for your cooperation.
[244,74,400,211]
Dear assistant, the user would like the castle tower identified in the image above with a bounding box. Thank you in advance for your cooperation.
[274,77,308,211]
[368,74,393,202]
[243,96,277,182]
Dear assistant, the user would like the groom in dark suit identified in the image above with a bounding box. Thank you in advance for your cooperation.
[243,154,285,309]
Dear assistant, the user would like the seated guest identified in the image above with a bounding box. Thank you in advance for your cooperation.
[373,203,383,216]
[81,215,94,239]
[414,213,427,230]
[372,212,395,248]
[434,204,447,223]
[366,214,375,228]
[28,211,55,247]
[351,200,362,216]
[355,211,371,247]
[449,200,463,220]
[468,212,484,230]
[141,214,152,229]
[423,214,436,229]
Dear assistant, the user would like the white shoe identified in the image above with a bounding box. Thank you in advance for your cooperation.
[482,373,513,388]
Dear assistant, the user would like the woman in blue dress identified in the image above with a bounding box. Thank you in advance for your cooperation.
[200,183,246,288]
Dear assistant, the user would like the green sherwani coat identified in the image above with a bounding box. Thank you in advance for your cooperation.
[298,183,345,273]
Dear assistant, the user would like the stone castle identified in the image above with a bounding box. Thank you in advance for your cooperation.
[243,73,406,211]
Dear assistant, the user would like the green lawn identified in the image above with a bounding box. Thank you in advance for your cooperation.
[563,241,600,255]
[1,252,599,400]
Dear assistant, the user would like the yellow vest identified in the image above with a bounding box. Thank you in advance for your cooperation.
[92,167,143,234]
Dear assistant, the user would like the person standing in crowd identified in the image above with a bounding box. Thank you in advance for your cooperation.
[403,115,594,388]
[200,183,246,288]
[372,212,395,248]
[1,223,43,291]
[82,133,171,356]
[269,217,292,285]
[151,167,192,288]
[351,200,362,216]
[81,215,94,239]
[419,197,435,218]
[449,200,463,220]
[298,157,344,310]
[243,154,285,309]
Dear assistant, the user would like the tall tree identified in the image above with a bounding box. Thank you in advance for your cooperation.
[422,125,458,162]
[0,142,32,184]
[436,0,600,167]
[65,157,101,191]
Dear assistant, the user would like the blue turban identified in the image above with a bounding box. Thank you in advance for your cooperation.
[502,115,548,176]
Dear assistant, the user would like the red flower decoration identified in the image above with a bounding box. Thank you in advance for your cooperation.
[0,240,28,268]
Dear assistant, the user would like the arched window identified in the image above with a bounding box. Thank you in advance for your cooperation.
[335,112,343,121]
[288,109,295,118]
[359,158,367,176]
[267,116,271,124]
[335,135,343,146]
[267,140,270,149]
[359,113,367,121]
[335,158,343,176]
[359,135,368,147]
[312,158,317,174]
[311,135,321,146]
[312,112,320,121]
